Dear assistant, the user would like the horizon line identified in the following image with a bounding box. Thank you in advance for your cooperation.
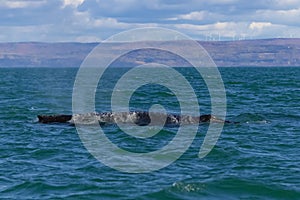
[1,37,300,44]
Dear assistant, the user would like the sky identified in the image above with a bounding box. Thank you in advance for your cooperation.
[0,0,300,42]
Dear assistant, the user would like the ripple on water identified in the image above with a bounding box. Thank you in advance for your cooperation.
[1,67,300,199]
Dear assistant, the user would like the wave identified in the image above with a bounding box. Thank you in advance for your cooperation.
[139,178,300,199]
[230,113,269,124]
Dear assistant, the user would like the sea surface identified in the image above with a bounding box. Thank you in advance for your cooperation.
[0,67,299,199]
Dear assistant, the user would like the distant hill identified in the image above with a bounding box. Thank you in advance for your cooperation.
[0,38,299,67]
[0,42,96,68]
[200,38,300,67]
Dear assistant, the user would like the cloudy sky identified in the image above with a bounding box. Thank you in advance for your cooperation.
[1,0,300,42]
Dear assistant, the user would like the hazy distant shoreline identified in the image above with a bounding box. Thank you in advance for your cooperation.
[1,38,299,67]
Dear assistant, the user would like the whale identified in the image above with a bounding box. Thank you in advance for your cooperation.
[37,112,234,125]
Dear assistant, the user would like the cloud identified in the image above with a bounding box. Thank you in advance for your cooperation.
[174,22,248,40]
[0,24,52,41]
[93,17,129,28]
[75,35,102,42]
[255,8,300,26]
[62,0,84,8]
[0,0,300,42]
[249,22,272,30]
[272,0,300,9]
[0,0,47,8]
[174,11,212,21]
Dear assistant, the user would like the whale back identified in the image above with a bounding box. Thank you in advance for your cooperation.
[38,115,72,123]
[37,112,232,125]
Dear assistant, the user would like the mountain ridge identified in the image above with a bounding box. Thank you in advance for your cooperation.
[1,38,299,67]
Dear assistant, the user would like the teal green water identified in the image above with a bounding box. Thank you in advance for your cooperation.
[0,67,299,199]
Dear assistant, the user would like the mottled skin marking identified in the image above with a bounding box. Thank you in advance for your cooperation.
[38,112,234,125]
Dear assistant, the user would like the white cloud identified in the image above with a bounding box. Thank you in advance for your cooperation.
[173,20,300,40]
[273,0,300,9]
[0,0,46,8]
[249,22,272,30]
[0,24,52,41]
[1,0,300,41]
[62,0,85,8]
[247,21,300,38]
[93,17,129,28]
[255,8,300,25]
[176,11,207,20]
[175,22,247,39]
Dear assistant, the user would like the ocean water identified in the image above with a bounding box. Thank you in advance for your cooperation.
[0,67,299,199]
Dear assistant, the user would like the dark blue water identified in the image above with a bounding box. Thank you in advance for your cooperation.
[0,67,299,199]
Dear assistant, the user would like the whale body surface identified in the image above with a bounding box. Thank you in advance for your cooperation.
[38,112,232,125]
